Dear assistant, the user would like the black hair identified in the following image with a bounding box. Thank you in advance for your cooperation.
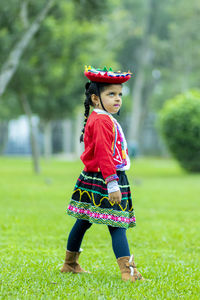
[80,81,112,143]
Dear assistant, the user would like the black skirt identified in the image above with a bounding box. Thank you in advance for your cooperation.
[67,170,136,229]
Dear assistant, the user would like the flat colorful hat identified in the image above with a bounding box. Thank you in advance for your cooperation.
[84,66,132,84]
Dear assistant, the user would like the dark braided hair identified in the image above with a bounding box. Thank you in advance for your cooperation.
[80,81,112,143]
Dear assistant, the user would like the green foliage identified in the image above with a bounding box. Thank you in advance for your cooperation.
[1,0,116,122]
[0,1,47,63]
[0,92,21,120]
[0,158,200,298]
[1,0,200,126]
[159,90,200,172]
[108,0,200,112]
[73,0,108,20]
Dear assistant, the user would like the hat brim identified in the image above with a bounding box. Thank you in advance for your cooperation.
[84,71,131,84]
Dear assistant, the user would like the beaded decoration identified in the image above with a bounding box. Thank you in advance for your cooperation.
[110,116,127,169]
[84,66,132,84]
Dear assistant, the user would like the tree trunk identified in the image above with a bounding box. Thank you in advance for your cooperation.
[62,119,72,154]
[43,120,52,158]
[128,64,145,143]
[128,0,155,145]
[0,0,55,97]
[20,1,29,29]
[0,121,9,154]
[74,110,84,157]
[20,95,40,174]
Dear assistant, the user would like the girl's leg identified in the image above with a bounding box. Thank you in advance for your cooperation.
[61,219,92,273]
[67,219,92,252]
[108,226,144,281]
[108,226,130,258]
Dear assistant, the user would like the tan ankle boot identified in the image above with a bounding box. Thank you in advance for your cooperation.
[60,250,89,274]
[117,255,144,282]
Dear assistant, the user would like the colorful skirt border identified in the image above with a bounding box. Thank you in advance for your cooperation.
[67,171,136,229]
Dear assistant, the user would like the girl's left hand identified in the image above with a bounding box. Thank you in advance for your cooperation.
[108,190,122,204]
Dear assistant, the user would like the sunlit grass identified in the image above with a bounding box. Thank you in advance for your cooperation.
[0,157,199,299]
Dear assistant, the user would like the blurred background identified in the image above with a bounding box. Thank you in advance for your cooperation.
[0,0,200,173]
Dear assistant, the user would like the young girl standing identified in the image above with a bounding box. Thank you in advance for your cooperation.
[61,66,144,282]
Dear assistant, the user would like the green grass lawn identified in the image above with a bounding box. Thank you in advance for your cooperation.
[0,157,200,299]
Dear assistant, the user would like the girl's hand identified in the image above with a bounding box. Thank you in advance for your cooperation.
[108,190,122,204]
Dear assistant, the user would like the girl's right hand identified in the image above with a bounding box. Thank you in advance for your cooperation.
[108,190,122,204]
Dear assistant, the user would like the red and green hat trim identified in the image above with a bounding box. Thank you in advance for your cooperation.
[84,66,132,84]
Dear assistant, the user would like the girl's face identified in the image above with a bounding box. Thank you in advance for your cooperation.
[92,84,122,114]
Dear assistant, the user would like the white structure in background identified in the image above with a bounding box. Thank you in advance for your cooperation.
[5,115,40,155]
[9,116,31,140]
[4,111,166,157]
[6,116,31,154]
[4,114,83,157]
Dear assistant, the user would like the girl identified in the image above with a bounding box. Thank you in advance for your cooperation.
[61,66,144,282]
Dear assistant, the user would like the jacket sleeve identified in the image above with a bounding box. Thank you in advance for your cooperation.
[93,115,119,184]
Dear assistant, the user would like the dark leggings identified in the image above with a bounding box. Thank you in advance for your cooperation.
[67,219,130,259]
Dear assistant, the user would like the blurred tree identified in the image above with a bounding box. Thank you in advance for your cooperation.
[1,0,199,162]
[105,0,200,152]
[10,1,113,157]
[0,0,110,98]
[73,0,108,19]
[0,0,55,170]
[103,0,161,147]
[0,0,55,98]
[167,0,200,93]
[0,92,21,154]
[0,0,113,171]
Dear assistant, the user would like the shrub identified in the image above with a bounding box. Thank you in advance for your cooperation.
[159,90,200,172]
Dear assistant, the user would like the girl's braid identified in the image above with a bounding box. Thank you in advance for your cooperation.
[79,81,111,143]
[80,82,92,143]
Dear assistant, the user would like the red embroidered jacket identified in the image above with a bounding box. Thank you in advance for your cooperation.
[80,110,128,184]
